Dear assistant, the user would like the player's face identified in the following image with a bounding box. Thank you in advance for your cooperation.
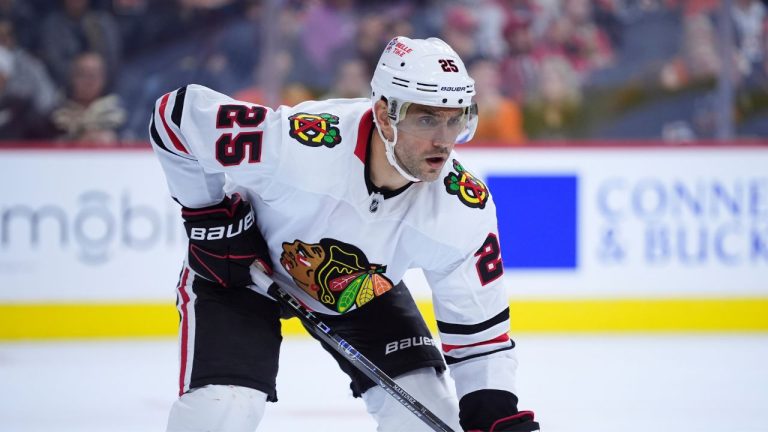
[394,104,465,182]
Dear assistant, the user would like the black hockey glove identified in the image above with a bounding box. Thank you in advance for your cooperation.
[460,390,539,432]
[181,193,273,288]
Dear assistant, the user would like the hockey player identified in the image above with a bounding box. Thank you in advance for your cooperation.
[150,36,539,432]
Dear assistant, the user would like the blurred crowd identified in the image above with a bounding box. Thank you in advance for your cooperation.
[0,0,766,145]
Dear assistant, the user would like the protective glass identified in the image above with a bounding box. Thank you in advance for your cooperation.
[395,102,477,144]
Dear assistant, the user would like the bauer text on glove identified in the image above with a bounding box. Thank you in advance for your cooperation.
[182,193,273,287]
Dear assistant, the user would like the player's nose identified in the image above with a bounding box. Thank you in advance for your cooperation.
[430,133,453,149]
[430,124,457,147]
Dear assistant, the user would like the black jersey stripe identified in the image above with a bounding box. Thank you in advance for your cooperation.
[151,111,196,160]
[444,342,515,365]
[436,307,509,335]
[149,113,174,155]
[171,85,187,128]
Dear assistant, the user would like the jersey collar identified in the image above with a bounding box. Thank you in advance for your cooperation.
[356,109,413,199]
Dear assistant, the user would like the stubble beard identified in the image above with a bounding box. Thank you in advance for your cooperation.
[395,147,447,183]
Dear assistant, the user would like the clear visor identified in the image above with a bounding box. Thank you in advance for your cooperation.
[395,102,478,144]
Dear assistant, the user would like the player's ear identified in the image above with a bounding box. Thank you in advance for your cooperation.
[374,99,394,141]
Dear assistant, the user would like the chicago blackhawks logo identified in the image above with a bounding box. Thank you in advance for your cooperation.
[444,159,489,209]
[280,238,393,313]
[288,113,342,147]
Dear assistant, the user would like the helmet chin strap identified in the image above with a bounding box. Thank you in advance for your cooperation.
[375,122,422,183]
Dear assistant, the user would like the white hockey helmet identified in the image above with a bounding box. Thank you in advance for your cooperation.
[370,36,478,181]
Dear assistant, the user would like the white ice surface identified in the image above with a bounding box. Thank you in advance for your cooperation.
[1,335,767,432]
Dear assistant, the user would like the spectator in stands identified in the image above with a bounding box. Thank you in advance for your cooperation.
[288,0,356,91]
[50,51,126,144]
[350,8,417,81]
[0,45,42,139]
[355,13,392,71]
[39,0,122,88]
[543,0,614,78]
[235,81,315,109]
[593,0,623,49]
[523,56,585,139]
[499,13,543,103]
[762,15,768,82]
[0,0,36,52]
[233,49,294,108]
[474,0,509,59]
[210,0,264,93]
[112,0,243,61]
[390,6,416,38]
[111,0,169,60]
[440,4,481,63]
[78,0,764,142]
[0,19,60,119]
[322,58,371,100]
[731,0,766,83]
[280,82,314,107]
[659,10,720,91]
[117,0,268,139]
[469,59,526,144]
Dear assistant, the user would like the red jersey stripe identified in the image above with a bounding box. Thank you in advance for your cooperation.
[354,109,373,163]
[159,92,190,154]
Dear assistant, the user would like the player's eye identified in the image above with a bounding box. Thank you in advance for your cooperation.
[418,116,439,127]
[447,116,463,128]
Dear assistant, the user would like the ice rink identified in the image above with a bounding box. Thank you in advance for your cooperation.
[2,334,767,432]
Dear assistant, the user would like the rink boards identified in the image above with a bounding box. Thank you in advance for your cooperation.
[1,144,766,338]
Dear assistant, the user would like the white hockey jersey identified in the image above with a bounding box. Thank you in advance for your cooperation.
[150,84,518,400]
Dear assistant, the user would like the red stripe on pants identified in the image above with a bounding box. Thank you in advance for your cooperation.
[441,333,510,353]
[177,268,192,396]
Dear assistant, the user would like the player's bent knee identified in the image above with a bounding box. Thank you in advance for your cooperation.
[362,367,462,432]
[166,384,267,432]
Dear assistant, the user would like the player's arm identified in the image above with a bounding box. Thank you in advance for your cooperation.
[149,85,225,208]
[148,85,278,286]
[425,228,538,432]
[149,84,279,207]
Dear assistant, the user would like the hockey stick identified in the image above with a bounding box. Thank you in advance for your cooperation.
[248,268,456,432]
